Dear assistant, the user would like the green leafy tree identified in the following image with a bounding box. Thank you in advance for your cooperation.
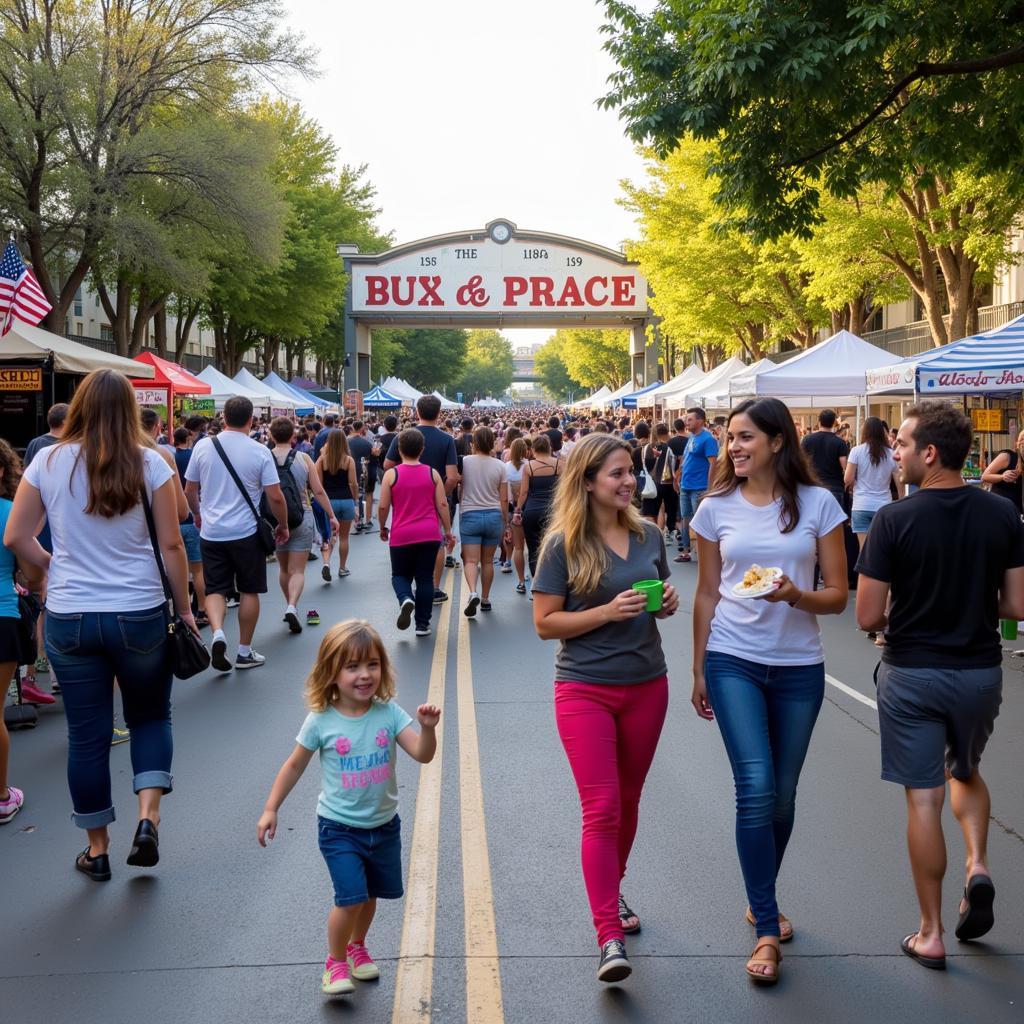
[534,335,582,401]
[388,329,468,393]
[601,1,1024,240]
[553,328,631,389]
[458,330,513,400]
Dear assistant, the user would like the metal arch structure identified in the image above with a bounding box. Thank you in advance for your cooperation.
[339,218,658,396]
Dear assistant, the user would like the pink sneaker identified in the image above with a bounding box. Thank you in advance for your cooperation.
[321,955,354,995]
[0,786,24,824]
[347,941,380,980]
[20,680,56,705]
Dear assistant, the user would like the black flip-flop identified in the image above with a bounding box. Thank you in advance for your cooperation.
[901,933,946,970]
[955,875,995,941]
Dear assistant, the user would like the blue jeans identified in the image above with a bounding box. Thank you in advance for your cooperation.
[46,606,174,829]
[704,651,824,937]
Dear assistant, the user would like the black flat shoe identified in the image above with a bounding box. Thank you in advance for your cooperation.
[126,819,159,867]
[76,847,111,881]
[900,933,946,970]
[955,874,995,941]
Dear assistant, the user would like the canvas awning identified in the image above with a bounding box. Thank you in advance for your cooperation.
[0,321,154,378]
[195,365,270,405]
[574,385,611,408]
[233,367,298,409]
[638,364,708,407]
[677,356,748,408]
[132,351,210,393]
[431,390,462,409]
[697,358,775,410]
[263,371,328,412]
[363,384,402,408]
[619,380,663,409]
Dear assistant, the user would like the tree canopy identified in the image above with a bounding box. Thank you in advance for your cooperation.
[534,334,583,402]
[552,328,631,389]
[458,330,513,400]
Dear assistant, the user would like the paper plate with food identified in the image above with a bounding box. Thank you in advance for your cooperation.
[732,564,783,599]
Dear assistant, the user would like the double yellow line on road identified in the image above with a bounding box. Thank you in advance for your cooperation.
[391,572,505,1024]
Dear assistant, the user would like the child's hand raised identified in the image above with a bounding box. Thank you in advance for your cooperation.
[257,809,278,847]
[417,704,441,728]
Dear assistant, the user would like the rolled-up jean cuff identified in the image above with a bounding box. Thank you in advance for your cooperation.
[73,805,116,829]
[133,770,173,794]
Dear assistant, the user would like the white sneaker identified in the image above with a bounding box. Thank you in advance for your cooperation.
[235,650,266,670]
[397,598,415,631]
[415,627,431,637]
[464,592,480,618]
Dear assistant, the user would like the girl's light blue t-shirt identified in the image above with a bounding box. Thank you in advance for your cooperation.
[297,701,414,828]
[0,499,19,619]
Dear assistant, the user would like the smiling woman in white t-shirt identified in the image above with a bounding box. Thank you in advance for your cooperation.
[690,397,848,986]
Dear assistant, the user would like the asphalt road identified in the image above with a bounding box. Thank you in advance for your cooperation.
[3,528,1023,1024]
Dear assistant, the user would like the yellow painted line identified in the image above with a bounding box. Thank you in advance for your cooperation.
[457,601,506,1024]
[391,570,453,1024]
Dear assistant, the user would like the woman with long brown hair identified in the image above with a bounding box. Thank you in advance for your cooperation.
[5,369,196,881]
[504,437,529,592]
[315,429,359,579]
[532,434,679,984]
[690,397,848,984]
[512,433,559,592]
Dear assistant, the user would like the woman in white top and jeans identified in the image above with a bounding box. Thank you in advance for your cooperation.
[5,369,196,882]
[458,426,508,617]
[844,416,899,547]
[690,397,848,984]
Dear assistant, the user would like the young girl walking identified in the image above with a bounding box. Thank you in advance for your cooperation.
[257,620,440,995]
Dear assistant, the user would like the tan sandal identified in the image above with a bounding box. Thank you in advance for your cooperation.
[745,907,794,942]
[746,940,782,985]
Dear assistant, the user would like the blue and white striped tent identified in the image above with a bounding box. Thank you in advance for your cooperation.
[867,314,1024,395]
[618,380,662,408]
[362,384,402,408]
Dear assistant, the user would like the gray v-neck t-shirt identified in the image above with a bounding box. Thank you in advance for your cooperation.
[533,522,670,685]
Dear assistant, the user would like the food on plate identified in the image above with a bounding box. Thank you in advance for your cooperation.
[732,564,782,597]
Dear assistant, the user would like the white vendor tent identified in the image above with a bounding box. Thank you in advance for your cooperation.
[431,390,462,410]
[196,365,271,407]
[639,364,708,408]
[681,356,752,408]
[383,376,423,403]
[0,321,155,378]
[602,380,636,407]
[697,358,775,410]
[575,385,612,409]
[473,397,502,408]
[233,367,298,409]
[729,330,891,406]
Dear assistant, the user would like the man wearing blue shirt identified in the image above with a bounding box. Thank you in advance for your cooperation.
[313,414,336,460]
[676,407,719,563]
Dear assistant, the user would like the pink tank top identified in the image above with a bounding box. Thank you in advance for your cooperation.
[389,463,441,546]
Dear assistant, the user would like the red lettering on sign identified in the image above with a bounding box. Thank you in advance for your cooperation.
[418,276,443,306]
[391,276,416,306]
[504,277,528,306]
[366,276,389,305]
[530,277,555,306]
[584,277,609,306]
[556,277,584,306]
[611,276,635,306]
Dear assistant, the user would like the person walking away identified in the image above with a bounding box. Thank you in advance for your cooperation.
[666,417,690,542]
[844,417,900,551]
[269,417,337,632]
[981,428,1024,515]
[24,401,68,466]
[513,433,559,592]
[377,429,455,636]
[257,620,440,995]
[313,414,337,460]
[347,421,373,532]
[690,397,848,984]
[532,434,679,982]
[172,427,209,628]
[504,437,529,592]
[184,396,288,673]
[384,396,459,604]
[676,407,718,563]
[800,409,849,508]
[5,369,198,879]
[856,402,1024,970]
[638,423,677,529]
[458,426,508,616]
[543,414,563,455]
[316,430,358,580]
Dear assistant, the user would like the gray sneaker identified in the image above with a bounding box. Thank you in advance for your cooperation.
[235,651,266,670]
[597,939,631,983]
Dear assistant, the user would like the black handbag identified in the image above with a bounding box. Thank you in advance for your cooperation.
[140,491,211,679]
[16,590,40,665]
[211,436,278,554]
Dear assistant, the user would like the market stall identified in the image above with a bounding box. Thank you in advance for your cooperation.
[362,384,402,409]
[619,380,663,409]
[232,367,298,415]
[195,365,273,412]
[573,385,611,410]
[131,351,212,427]
[696,358,775,411]
[637,364,708,410]
[675,356,748,410]
[263,371,330,415]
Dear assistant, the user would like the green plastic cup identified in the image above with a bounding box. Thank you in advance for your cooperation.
[632,579,664,612]
[1000,618,1018,641]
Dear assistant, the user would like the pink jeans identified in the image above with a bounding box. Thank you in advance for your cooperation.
[554,675,668,946]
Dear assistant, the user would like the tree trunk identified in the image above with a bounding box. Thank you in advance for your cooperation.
[316,357,325,384]
[154,306,167,357]
[174,299,200,364]
[285,342,295,381]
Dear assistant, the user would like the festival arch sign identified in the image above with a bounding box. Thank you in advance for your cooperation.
[340,219,656,394]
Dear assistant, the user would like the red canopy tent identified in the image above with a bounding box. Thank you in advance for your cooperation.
[131,351,212,427]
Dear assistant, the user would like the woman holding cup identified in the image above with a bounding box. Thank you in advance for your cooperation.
[532,433,678,984]
[690,397,848,985]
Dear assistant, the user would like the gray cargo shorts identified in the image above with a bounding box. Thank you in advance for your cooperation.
[875,661,1002,789]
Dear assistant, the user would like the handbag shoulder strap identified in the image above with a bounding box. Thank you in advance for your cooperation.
[140,489,173,607]
[212,435,261,526]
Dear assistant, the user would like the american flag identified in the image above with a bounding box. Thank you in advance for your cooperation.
[0,240,52,335]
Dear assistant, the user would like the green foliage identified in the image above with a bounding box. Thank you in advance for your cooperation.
[385,329,468,393]
[553,328,631,389]
[458,330,514,400]
[600,1,1024,240]
[534,335,582,401]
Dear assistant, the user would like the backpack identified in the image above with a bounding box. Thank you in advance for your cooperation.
[261,449,305,530]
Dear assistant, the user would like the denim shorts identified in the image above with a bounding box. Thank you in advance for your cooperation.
[678,488,705,520]
[317,814,403,906]
[851,508,877,534]
[180,521,201,563]
[459,508,505,546]
[330,498,356,522]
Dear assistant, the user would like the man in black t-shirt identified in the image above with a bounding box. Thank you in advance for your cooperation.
[347,421,374,531]
[856,401,1024,968]
[801,409,849,506]
[543,414,563,455]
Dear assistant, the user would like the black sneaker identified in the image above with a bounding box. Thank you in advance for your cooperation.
[284,610,302,634]
[444,555,456,568]
[211,638,232,673]
[597,939,631,983]
[321,565,332,583]
[433,589,448,604]
[397,598,415,631]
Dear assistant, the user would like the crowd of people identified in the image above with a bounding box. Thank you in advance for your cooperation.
[0,371,1019,996]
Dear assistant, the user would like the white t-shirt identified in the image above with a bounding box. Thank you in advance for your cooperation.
[460,454,506,512]
[24,443,174,613]
[185,431,279,541]
[848,443,897,512]
[691,484,847,665]
[503,460,524,487]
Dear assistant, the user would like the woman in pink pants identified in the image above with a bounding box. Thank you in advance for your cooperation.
[532,433,678,984]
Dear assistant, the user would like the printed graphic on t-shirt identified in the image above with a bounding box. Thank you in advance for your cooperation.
[334,728,394,788]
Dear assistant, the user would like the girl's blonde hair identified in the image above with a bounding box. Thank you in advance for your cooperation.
[305,620,396,711]
[322,429,350,475]
[508,437,527,469]
[538,433,645,595]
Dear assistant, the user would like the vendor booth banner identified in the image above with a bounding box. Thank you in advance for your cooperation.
[0,367,42,391]
[919,366,1024,394]
[179,397,215,415]
[865,364,916,392]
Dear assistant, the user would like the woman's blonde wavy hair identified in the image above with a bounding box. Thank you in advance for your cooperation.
[538,433,645,595]
[305,619,396,712]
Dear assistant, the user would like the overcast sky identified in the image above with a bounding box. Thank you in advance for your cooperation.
[280,0,653,349]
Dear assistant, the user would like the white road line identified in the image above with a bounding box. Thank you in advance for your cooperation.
[825,673,878,711]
